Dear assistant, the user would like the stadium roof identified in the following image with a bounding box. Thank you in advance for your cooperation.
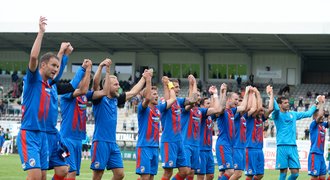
[1,0,330,60]
[0,32,330,61]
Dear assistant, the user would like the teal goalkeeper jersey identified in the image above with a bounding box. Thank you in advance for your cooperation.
[272,98,316,146]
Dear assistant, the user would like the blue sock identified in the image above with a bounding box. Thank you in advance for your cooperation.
[288,173,299,180]
[279,173,287,180]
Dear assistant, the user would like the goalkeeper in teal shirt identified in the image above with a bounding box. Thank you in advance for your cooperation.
[272,96,320,180]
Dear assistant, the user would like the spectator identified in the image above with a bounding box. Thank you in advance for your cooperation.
[298,96,304,107]
[304,127,310,140]
[306,90,312,98]
[289,97,295,110]
[236,75,242,89]
[268,78,273,86]
[0,99,4,115]
[249,73,254,85]
[270,121,275,138]
[11,71,19,98]
[1,128,12,155]
[263,120,269,138]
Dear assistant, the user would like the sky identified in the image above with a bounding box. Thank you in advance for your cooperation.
[0,0,330,33]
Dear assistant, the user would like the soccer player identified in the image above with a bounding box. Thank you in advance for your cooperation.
[308,96,326,180]
[90,63,148,180]
[16,16,60,180]
[160,77,197,180]
[46,42,78,180]
[215,86,250,180]
[273,94,319,180]
[197,84,227,180]
[60,59,110,180]
[135,74,176,180]
[245,86,274,180]
[181,75,222,180]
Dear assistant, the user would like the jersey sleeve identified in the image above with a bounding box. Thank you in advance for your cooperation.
[137,102,146,113]
[295,105,317,120]
[200,107,208,119]
[177,97,186,108]
[70,66,86,89]
[61,92,73,100]
[85,90,94,101]
[117,93,126,107]
[157,99,167,113]
[310,120,318,129]
[272,98,280,120]
[25,67,40,84]
[52,54,68,84]
[232,107,237,115]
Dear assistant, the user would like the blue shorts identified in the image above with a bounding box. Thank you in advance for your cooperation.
[308,153,326,176]
[47,132,67,169]
[196,150,214,175]
[215,144,233,171]
[245,148,264,176]
[276,145,300,169]
[160,141,188,168]
[90,141,123,170]
[63,138,82,175]
[184,145,200,170]
[17,130,49,171]
[233,148,245,170]
[136,147,159,175]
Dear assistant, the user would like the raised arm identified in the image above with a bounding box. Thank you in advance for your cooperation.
[185,74,197,111]
[93,59,108,91]
[72,59,92,98]
[237,86,250,113]
[206,85,220,115]
[141,70,152,108]
[29,16,47,72]
[218,83,227,115]
[89,59,111,100]
[315,95,325,123]
[125,70,147,100]
[166,81,177,109]
[162,76,170,100]
[264,85,274,117]
[248,90,257,117]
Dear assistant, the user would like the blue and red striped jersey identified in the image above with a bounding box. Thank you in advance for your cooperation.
[233,113,247,149]
[310,120,328,154]
[217,108,237,146]
[181,106,208,146]
[199,114,216,150]
[60,91,93,140]
[246,115,266,149]
[159,97,185,143]
[136,102,162,147]
[21,68,52,131]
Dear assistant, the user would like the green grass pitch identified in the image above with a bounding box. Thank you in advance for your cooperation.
[0,154,310,179]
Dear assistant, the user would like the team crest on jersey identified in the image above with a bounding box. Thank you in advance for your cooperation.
[29,158,36,167]
[140,166,145,173]
[206,117,214,129]
[226,162,230,168]
[169,160,174,167]
[94,161,100,169]
[290,114,293,119]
